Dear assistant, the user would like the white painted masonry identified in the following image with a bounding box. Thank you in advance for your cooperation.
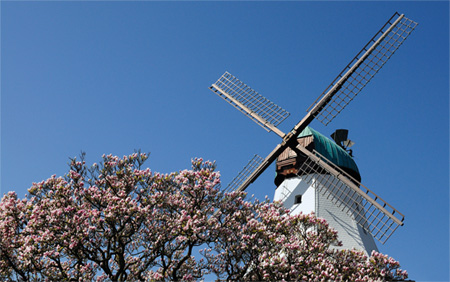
[274,174,378,255]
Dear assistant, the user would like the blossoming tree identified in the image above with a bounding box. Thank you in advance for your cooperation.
[0,152,408,281]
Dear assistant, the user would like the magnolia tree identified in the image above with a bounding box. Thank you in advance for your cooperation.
[0,152,408,281]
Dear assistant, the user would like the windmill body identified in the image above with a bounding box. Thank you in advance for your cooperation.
[273,127,378,255]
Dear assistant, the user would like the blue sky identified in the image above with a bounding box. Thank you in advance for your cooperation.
[1,1,448,281]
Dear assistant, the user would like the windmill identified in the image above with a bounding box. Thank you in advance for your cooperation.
[208,12,417,253]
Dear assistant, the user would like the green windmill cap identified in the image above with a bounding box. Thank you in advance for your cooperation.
[298,127,360,179]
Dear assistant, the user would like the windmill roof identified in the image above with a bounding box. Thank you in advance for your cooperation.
[299,127,360,179]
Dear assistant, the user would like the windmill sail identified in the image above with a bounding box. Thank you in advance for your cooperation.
[210,72,289,137]
[307,12,418,125]
[224,154,264,193]
[295,145,404,243]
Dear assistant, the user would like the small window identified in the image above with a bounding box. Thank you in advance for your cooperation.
[295,195,302,204]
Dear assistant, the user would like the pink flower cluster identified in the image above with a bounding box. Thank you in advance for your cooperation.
[0,153,408,281]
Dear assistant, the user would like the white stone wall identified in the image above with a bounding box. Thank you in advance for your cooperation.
[274,174,378,255]
[274,177,315,215]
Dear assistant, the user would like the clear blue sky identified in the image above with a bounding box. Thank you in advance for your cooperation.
[1,1,448,281]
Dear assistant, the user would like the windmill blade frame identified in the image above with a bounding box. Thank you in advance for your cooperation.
[210,71,289,138]
[307,12,418,125]
[224,154,264,194]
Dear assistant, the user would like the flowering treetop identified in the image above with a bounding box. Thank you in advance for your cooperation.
[0,152,408,281]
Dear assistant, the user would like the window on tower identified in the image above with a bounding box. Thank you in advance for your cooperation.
[295,194,302,204]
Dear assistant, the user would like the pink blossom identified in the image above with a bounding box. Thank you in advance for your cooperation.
[0,153,407,281]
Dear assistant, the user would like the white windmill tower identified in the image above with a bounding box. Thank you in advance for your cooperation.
[273,127,379,254]
[209,12,417,254]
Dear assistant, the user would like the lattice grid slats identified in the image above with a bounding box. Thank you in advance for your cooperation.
[308,13,418,125]
[210,72,290,132]
[297,150,404,244]
[224,155,264,194]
